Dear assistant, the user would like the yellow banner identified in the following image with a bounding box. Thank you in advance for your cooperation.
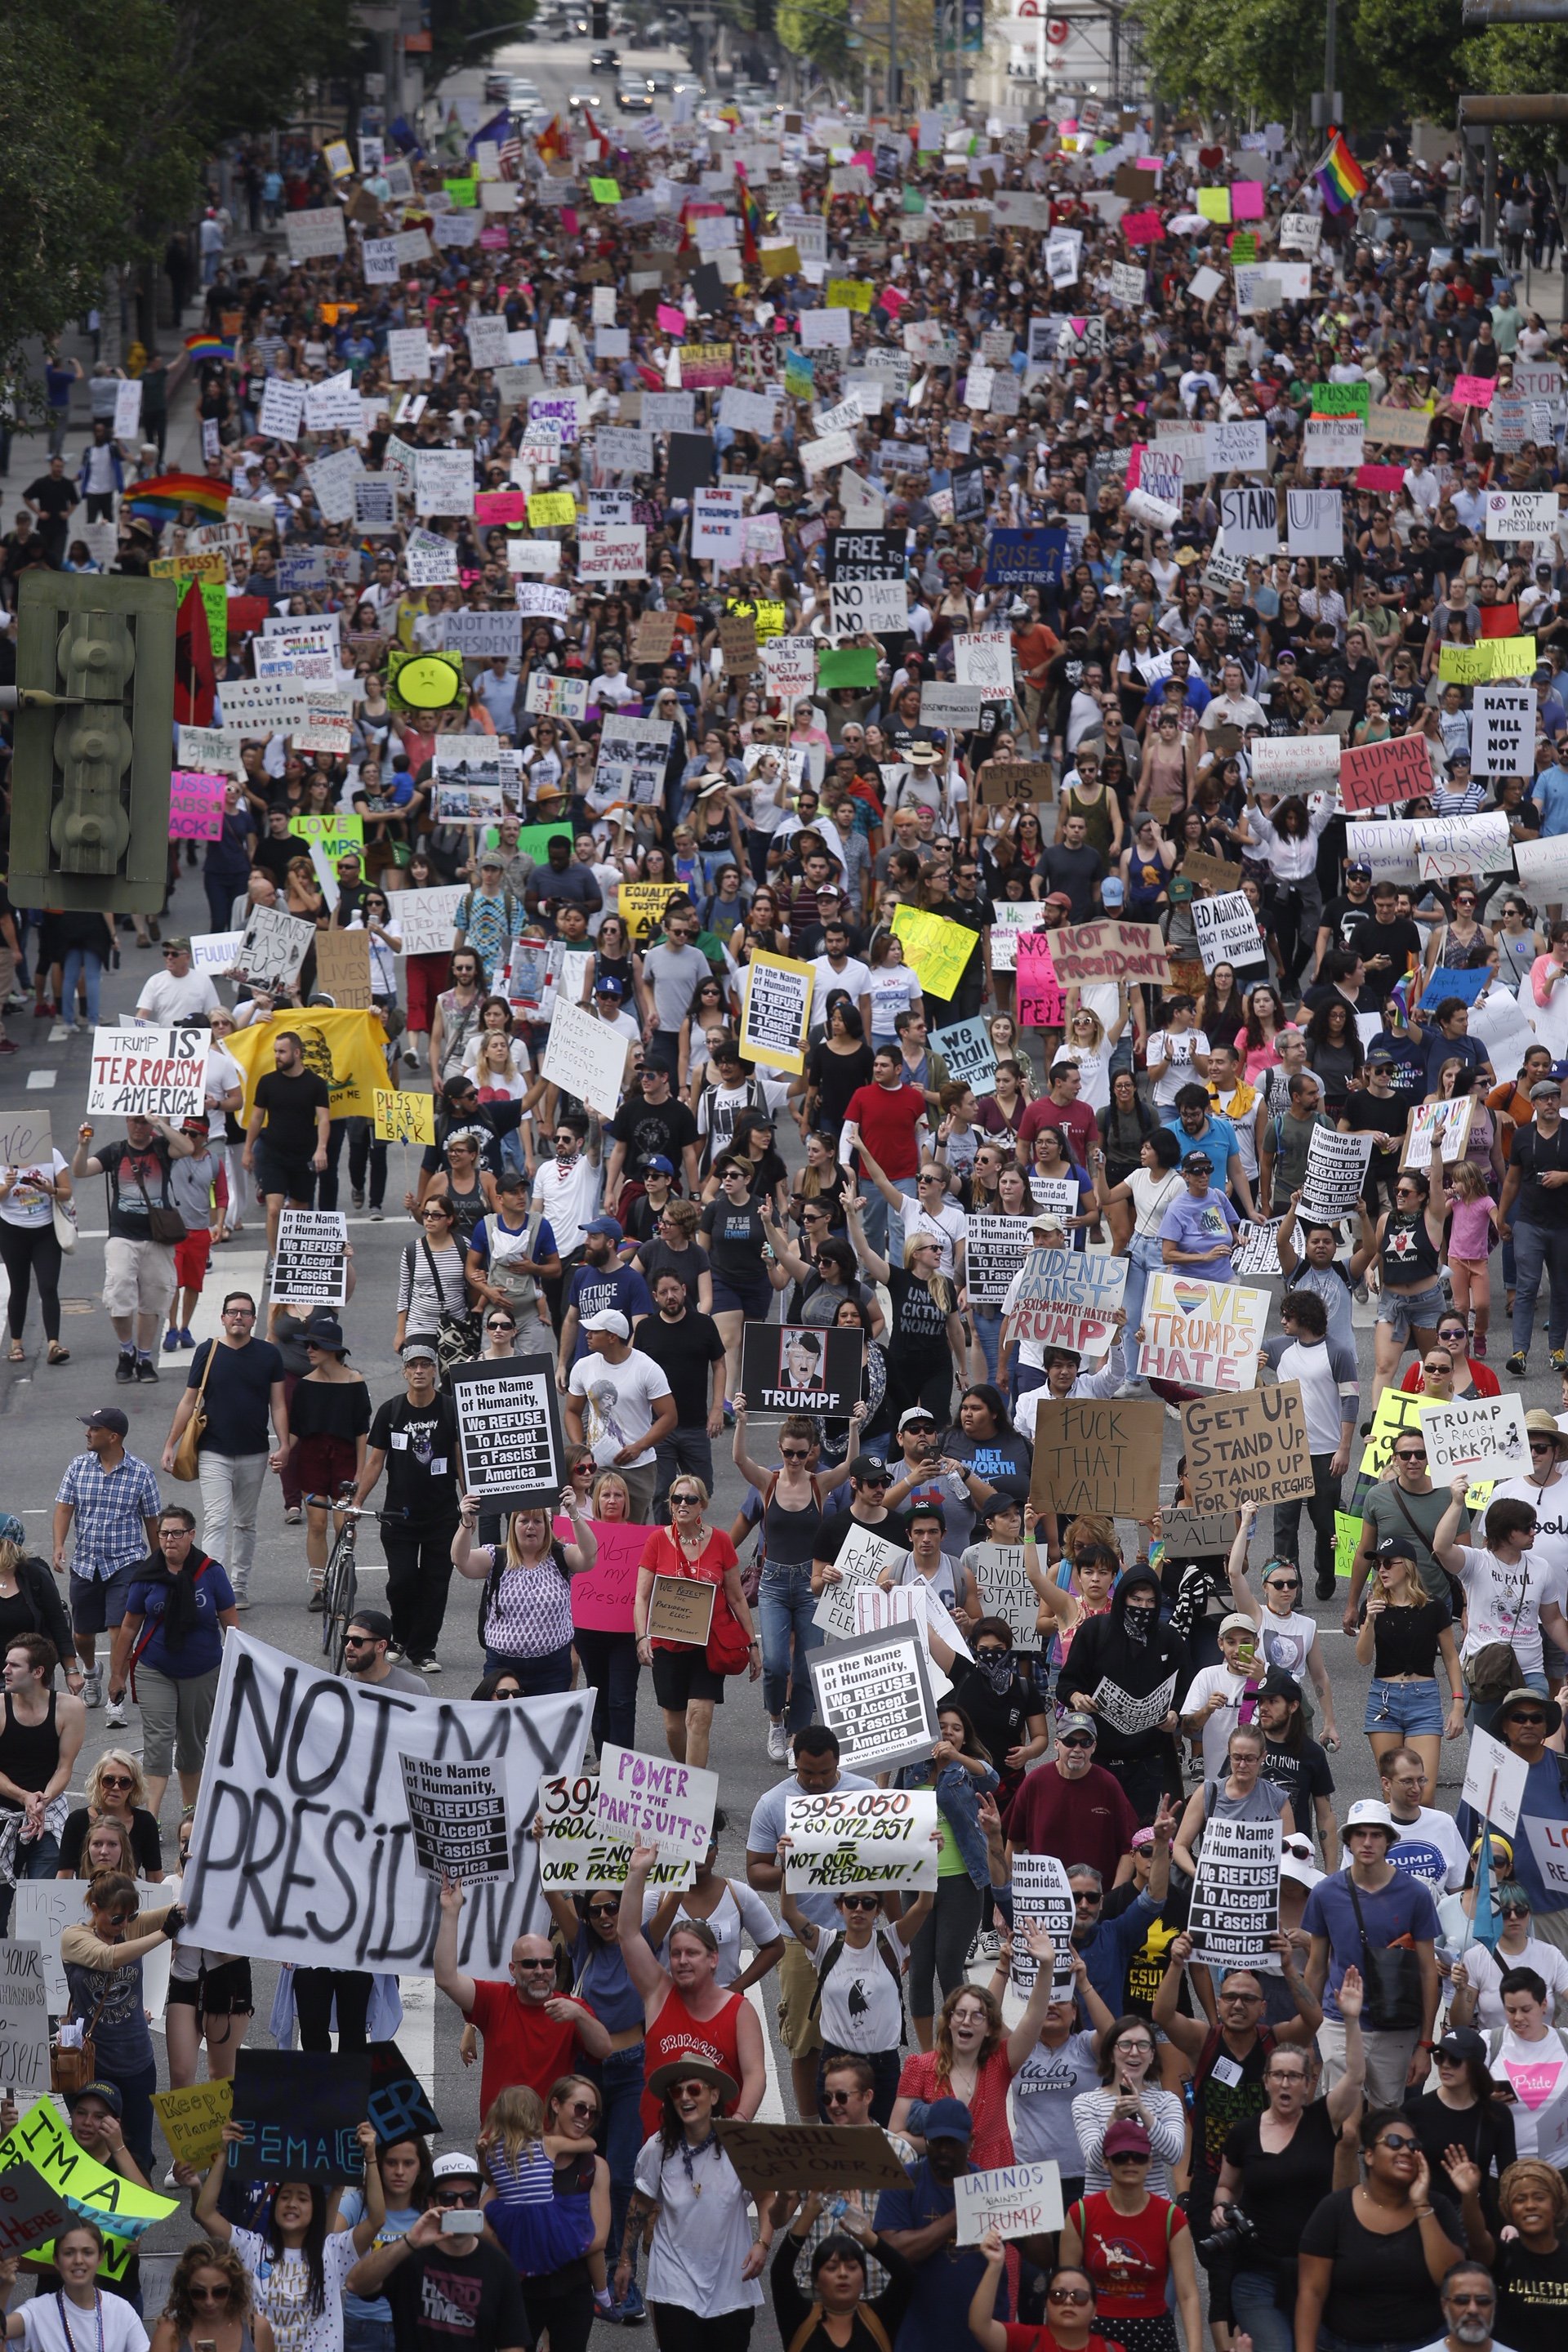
[891,903,978,999]
[1437,635,1536,684]
[617,880,680,947]
[374,1088,436,1145]
[225,1008,392,1121]
[149,552,227,583]
[826,278,875,311]
[1357,1385,1491,1509]
[738,948,814,1075]
[0,2097,177,2241]
[528,492,578,528]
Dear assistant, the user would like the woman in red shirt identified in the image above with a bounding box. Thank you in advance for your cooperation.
[1397,1315,1500,1401]
[634,1472,760,1773]
[890,1983,1018,2170]
[1059,2119,1204,2352]
[969,2238,1125,2352]
[620,1840,768,2136]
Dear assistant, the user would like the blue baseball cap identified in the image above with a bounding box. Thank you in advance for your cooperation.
[583,1216,624,1240]
[595,975,625,998]
[644,1156,675,1175]
[923,2098,974,2143]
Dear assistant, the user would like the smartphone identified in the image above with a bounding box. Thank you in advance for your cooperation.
[441,2209,485,2236]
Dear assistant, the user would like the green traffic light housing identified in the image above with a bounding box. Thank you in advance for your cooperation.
[10,572,177,913]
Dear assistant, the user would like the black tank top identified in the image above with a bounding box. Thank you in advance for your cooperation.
[1381,1205,1441,1289]
[762,1479,822,1568]
[444,1173,487,1248]
[0,1690,57,1802]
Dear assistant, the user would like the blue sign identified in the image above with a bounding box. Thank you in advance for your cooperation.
[961,0,985,47]
[1423,965,1492,1008]
[986,528,1071,587]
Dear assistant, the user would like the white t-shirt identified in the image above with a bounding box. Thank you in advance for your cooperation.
[1011,2029,1102,2167]
[1462,1937,1568,2028]
[1126,1165,1186,1241]
[1383,1806,1469,1893]
[0,1149,68,1231]
[233,2225,359,2352]
[641,1878,779,1984]
[811,956,871,1022]
[568,1348,673,1467]
[1492,1472,1568,1598]
[633,2138,764,2315]
[20,2300,149,2352]
[898,1192,968,1279]
[1146,1027,1210,1108]
[1180,1661,1258,1780]
[1253,1606,1319,1685]
[866,965,922,1039]
[812,1926,906,2050]
[1457,1544,1565,1682]
[1487,2026,1568,2160]
[134,965,221,1023]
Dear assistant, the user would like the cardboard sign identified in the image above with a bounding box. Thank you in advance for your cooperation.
[1181,1382,1315,1508]
[270,1208,349,1307]
[538,1771,693,1892]
[646,1575,718,1647]
[1421,1393,1530,1485]
[87,1026,210,1120]
[955,2162,1065,2244]
[812,1524,911,1643]
[448,1356,568,1512]
[713,2122,912,2193]
[739,949,814,1075]
[151,2079,234,2168]
[0,1945,49,2099]
[808,1621,941,1774]
[400,1753,513,1884]
[783,1786,939,1892]
[1004,1247,1127,1359]
[1462,1726,1530,1838]
[1046,921,1170,987]
[978,759,1055,806]
[595,1742,719,1865]
[373,1090,436,1147]
[740,1322,862,1418]
[1027,1399,1163,1521]
[1339,733,1431,813]
[240,905,314,991]
[229,2049,372,2183]
[1402,1095,1475,1169]
[1136,1272,1269,1392]
[1188,1814,1282,1973]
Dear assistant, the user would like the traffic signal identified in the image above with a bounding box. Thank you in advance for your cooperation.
[9,573,177,913]
[591,2,608,33]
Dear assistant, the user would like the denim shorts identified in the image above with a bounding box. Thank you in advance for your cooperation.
[1376,1281,1446,1342]
[1364,1675,1444,1736]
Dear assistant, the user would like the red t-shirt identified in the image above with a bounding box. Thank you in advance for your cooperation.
[1005,1761,1138,1886]
[637,1525,737,1651]
[1399,1357,1500,1398]
[1018,1096,1100,1161]
[468,1981,597,2116]
[844,1080,926,1181]
[1071,2191,1187,2316]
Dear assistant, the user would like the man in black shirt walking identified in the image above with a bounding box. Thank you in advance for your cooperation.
[353,1343,461,1673]
[161,1290,287,1611]
[633,1269,727,1516]
[1499,1077,1568,1375]
[243,1029,332,1254]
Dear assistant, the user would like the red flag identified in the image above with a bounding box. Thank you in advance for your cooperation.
[1480,603,1521,639]
[173,581,216,728]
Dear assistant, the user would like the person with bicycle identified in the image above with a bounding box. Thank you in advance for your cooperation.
[351,1340,462,1675]
[287,1319,370,1615]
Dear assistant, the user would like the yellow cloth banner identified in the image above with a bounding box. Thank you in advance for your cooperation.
[1437,635,1536,684]
[826,278,875,311]
[226,1009,391,1121]
[528,492,578,528]
[374,1088,436,1145]
[891,903,978,999]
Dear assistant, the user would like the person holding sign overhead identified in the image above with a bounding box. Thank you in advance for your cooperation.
[451,1486,598,1690]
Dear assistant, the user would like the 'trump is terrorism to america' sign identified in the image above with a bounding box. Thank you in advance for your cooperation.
[183,1632,590,1980]
[87,1027,210,1119]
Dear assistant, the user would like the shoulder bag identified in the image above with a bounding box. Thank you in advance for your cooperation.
[130,1156,186,1246]
[1344,1871,1423,2032]
[51,1984,112,2097]
[171,1341,219,1483]
[1460,1566,1529,1704]
[418,1236,481,1374]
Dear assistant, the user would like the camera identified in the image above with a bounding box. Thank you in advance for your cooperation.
[1199,2208,1258,2261]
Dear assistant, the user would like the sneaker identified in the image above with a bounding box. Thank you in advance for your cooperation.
[1508,1351,1530,1376]
[417,1655,442,1673]
[82,1670,102,1711]
[283,1506,302,1526]
[0,1041,18,1057]
[370,1205,385,1220]
[114,1349,136,1384]
[617,2283,647,2324]
[179,1326,195,1349]
[595,2295,621,2328]
[31,1001,51,1018]
[403,1049,421,1069]
[1352,1280,1370,1304]
[1472,1336,1487,1357]
[234,1588,252,1611]
[162,1329,181,1354]
[1554,1351,1567,1374]
[105,1695,127,1728]
[1315,1570,1337,1601]
[307,1588,326,1613]
[351,1190,365,1209]
[766,1718,787,1762]
[134,1355,158,1381]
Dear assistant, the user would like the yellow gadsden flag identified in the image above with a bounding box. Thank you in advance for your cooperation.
[225,1009,391,1122]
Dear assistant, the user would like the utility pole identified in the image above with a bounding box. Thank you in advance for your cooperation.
[1311,0,1342,129]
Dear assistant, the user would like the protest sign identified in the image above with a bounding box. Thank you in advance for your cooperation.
[1420,1393,1530,1484]
[1472,684,1536,777]
[741,1323,862,1417]
[1285,487,1343,558]
[368,2042,442,2144]
[184,1632,590,1980]
[930,1016,996,1092]
[1003,1248,1127,1358]
[0,2164,78,2262]
[595,1742,719,1866]
[87,1027,209,1120]
[646,1578,718,1646]
[812,1525,911,1642]
[400,1754,512,1884]
[151,2080,234,2169]
[448,1356,568,1512]
[189,929,243,976]
[1439,638,1537,684]
[890,906,978,998]
[1136,1272,1269,1392]
[0,2096,174,2253]
[1218,485,1276,557]
[568,1519,644,1638]
[1463,1726,1530,1839]
[955,2163,1066,2245]
[739,950,814,1074]
[1338,734,1432,813]
[0,1113,51,1179]
[969,1543,1041,1651]
[713,2123,913,2194]
[1402,1096,1475,1168]
[1249,736,1341,791]
[1299,1128,1374,1220]
[167,771,228,841]
[1192,892,1263,974]
[783,1786,939,1892]
[1181,1382,1315,1508]
[0,1946,48,2098]
[1027,1399,1163,1521]
[229,2049,372,2184]
[1188,1815,1282,1971]
[1009,1853,1076,1996]
[1046,921,1170,986]
[965,1215,1035,1305]
[989,906,1046,973]
[977,759,1056,805]
[538,1771,692,1891]
[239,905,314,991]
[373,1091,436,1147]
[1160,1506,1237,1557]
[1093,1672,1178,1739]
[541,996,632,1120]
[809,1622,941,1772]
[270,1209,349,1307]
[1015,932,1065,1027]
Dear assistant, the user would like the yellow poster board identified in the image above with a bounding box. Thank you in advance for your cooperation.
[528,492,578,528]
[1437,636,1536,684]
[617,881,681,948]
[374,1089,436,1145]
[151,2080,233,2169]
[890,903,978,1000]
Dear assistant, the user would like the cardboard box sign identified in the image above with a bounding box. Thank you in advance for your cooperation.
[713,2122,913,2192]
[646,1576,717,1646]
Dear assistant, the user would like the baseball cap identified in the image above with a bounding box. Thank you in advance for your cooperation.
[1437,2025,1488,2065]
[1365,1046,1398,1067]
[432,2151,483,2181]
[898,1407,938,1431]
[582,1216,625,1240]
[1257,1666,1302,1706]
[1376,1534,1417,1560]
[1028,1210,1067,1234]
[1344,1798,1397,1837]
[80,1407,131,1436]
[1102,2119,1152,2158]
[1181,1150,1212,1173]
[1043,890,1074,911]
[644,1156,675,1176]
[595,975,625,998]
[347,1607,394,1641]
[853,1455,893,1483]
[1218,1611,1255,1638]
[1345,860,1372,877]
[1058,1712,1098,1742]
[65,2082,122,2117]
[922,2097,974,2144]
[582,1308,630,1338]
[400,1339,440,1366]
[479,851,505,869]
[1101,877,1125,906]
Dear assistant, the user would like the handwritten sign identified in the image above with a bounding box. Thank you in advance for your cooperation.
[1027,1398,1163,1521]
[955,2162,1065,2244]
[1181,1382,1315,1508]
[1136,1272,1269,1392]
[596,1741,719,1865]
[784,1786,939,1892]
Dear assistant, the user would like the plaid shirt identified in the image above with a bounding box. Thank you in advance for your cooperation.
[786,2131,915,2294]
[56,1450,161,1579]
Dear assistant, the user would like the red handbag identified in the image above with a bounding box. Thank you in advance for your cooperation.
[706,1584,753,1675]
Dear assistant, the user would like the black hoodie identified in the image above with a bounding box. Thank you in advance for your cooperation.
[1063,1570,1187,1762]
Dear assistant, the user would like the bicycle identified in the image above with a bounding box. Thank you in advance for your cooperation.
[305,1494,405,1673]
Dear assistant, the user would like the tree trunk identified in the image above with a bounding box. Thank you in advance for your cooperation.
[100,265,122,368]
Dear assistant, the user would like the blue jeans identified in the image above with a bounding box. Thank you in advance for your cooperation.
[1512,1218,1568,1353]
[344,2321,395,2352]
[599,2043,646,2281]
[104,2056,158,2180]
[0,1829,61,1936]
[759,1560,822,1729]
[973,1306,1002,1384]
[484,1640,573,1692]
[60,947,103,1026]
[1230,2267,1294,2352]
[1120,1233,1164,1361]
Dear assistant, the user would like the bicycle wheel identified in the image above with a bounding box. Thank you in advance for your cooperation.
[322,1532,358,1672]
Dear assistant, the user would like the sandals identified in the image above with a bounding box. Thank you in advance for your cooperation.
[47,1343,69,1365]
[7,1343,22,1362]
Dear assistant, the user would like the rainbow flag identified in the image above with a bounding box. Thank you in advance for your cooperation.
[736,166,761,267]
[1314,131,1366,214]
[127,473,233,523]
[184,332,234,362]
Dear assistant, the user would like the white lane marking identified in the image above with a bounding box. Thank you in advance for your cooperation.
[399,1959,439,2105]
[26,1071,56,1089]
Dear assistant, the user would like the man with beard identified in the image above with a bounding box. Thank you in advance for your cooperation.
[1061,1567,1185,1820]
[555,1215,653,1382]
[604,1059,701,1208]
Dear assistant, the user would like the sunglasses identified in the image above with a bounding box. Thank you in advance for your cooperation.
[344,1633,377,1649]
[1377,2134,1420,2154]
[99,1774,133,1788]
[671,1493,702,1507]
[840,1895,880,1911]
[1108,2151,1150,2164]
[1393,1449,1427,1461]
[1073,1890,1102,1906]
[1499,1904,1531,1919]
[1267,1577,1301,1592]
[435,2188,481,2206]
[1508,1709,1548,1723]
[189,2288,232,2305]
[1060,1735,1094,1751]
[516,1958,556,1971]
[781,1447,809,1461]
[1049,2290,1093,2307]
[488,1319,515,1332]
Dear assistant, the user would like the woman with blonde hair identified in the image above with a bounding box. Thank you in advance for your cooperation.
[74,1818,138,1878]
[1354,1531,1464,1785]
[452,1486,598,1692]
[57,1751,164,1880]
[149,2238,272,2352]
[844,1206,966,1429]
[479,2084,605,2352]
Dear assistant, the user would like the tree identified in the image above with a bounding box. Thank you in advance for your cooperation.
[778,0,857,79]
[1138,0,1470,133]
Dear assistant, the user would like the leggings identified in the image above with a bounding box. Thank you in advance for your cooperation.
[295,1967,372,2051]
[526,2278,595,2352]
[0,1219,62,1342]
[906,1873,985,2019]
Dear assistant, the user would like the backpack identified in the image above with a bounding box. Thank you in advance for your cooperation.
[807,1927,907,2044]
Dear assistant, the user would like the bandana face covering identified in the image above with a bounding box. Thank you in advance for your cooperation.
[1122,1600,1156,1644]
[976,1652,1013,1694]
